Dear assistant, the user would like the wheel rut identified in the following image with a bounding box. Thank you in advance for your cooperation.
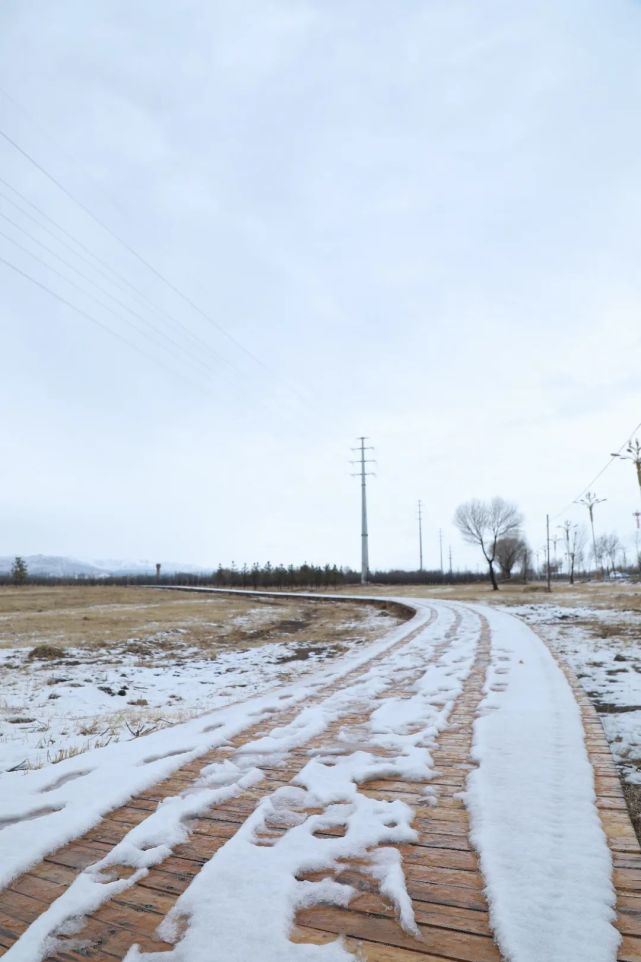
[0,603,442,958]
[6,595,632,962]
[28,604,496,962]
[290,606,502,962]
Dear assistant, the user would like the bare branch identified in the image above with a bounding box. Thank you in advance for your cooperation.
[454,497,524,590]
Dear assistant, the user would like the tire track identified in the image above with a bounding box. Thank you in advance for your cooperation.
[290,604,503,962]
[0,602,451,959]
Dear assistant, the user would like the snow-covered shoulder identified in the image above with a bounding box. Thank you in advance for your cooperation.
[466,604,619,962]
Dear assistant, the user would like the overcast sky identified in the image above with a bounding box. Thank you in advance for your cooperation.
[1,0,641,572]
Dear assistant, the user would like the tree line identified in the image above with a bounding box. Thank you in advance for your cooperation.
[454,496,640,589]
[2,558,494,589]
[6,521,638,591]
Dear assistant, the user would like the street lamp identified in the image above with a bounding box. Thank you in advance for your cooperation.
[574,491,606,576]
[557,520,578,583]
[611,439,641,504]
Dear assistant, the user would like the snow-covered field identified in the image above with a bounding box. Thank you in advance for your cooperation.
[505,603,641,785]
[0,596,624,962]
[0,607,396,773]
[0,601,434,898]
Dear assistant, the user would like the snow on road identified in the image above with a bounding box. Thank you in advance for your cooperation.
[123,604,481,962]
[0,600,443,961]
[0,594,625,962]
[507,602,641,784]
[0,608,394,772]
[0,604,430,892]
[467,605,619,962]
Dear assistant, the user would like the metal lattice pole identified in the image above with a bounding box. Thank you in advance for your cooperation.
[351,437,375,584]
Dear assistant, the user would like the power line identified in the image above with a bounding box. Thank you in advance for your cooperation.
[552,417,641,520]
[0,225,234,395]
[3,245,317,429]
[0,184,239,375]
[0,182,142,299]
[0,178,145,301]
[0,99,250,382]
[0,211,232,385]
[0,125,315,411]
[0,254,222,397]
[0,85,129,221]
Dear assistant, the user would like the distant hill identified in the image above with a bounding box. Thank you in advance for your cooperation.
[0,555,210,578]
[0,555,107,578]
[88,558,211,576]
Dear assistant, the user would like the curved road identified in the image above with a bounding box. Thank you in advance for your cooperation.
[0,591,639,962]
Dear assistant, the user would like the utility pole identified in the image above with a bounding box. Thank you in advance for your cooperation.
[574,491,606,575]
[417,500,424,572]
[546,514,551,592]
[634,511,641,529]
[351,437,375,584]
[611,438,641,504]
[438,529,443,573]
[448,545,453,576]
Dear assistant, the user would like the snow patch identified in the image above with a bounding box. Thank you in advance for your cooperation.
[0,601,432,890]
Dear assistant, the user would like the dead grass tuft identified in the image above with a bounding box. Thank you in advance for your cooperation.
[623,782,641,846]
[27,644,64,660]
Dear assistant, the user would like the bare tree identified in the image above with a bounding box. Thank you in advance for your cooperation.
[454,498,524,590]
[495,536,527,579]
[558,521,586,585]
[598,532,622,577]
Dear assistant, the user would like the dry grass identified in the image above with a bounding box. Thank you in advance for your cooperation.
[0,586,404,771]
[332,579,641,611]
[0,585,398,654]
[623,782,641,838]
[5,582,637,657]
